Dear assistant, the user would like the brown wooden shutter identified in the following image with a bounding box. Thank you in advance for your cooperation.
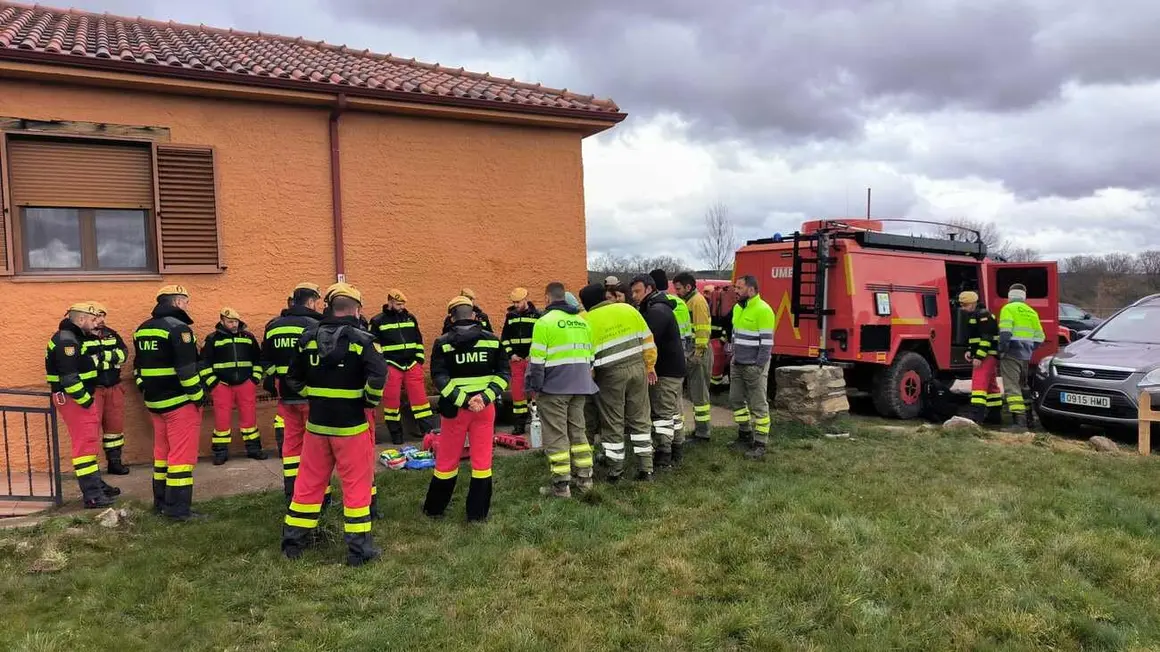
[155,145,222,273]
[6,137,153,208]
[0,164,8,275]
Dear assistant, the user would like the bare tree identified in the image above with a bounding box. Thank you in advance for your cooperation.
[589,253,689,276]
[1001,246,1042,262]
[697,202,738,272]
[930,217,1042,261]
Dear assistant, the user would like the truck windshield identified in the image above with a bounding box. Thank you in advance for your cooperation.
[1088,305,1160,344]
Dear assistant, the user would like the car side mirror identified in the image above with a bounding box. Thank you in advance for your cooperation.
[1083,312,1092,320]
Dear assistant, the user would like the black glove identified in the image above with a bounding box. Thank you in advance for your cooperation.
[263,375,278,396]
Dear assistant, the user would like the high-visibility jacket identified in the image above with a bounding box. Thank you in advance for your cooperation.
[83,326,127,387]
[369,307,425,369]
[731,295,776,366]
[430,320,511,418]
[966,308,999,360]
[997,300,1044,362]
[200,322,263,387]
[500,303,540,359]
[525,301,597,395]
[662,292,694,353]
[682,290,712,353]
[585,301,657,374]
[46,319,98,408]
[283,316,388,436]
[133,304,204,413]
[261,305,323,403]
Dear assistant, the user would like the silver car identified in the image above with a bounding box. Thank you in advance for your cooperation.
[1034,294,1160,431]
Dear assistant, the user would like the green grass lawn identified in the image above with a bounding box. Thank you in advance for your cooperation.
[4,421,1160,651]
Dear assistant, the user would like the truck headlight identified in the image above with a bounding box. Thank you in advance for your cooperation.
[1037,356,1055,376]
[1138,368,1160,388]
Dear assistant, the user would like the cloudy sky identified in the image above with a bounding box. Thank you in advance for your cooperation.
[69,0,1160,264]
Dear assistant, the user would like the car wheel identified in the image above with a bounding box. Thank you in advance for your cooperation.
[872,351,932,420]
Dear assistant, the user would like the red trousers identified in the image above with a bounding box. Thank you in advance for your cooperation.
[279,402,309,481]
[434,404,495,480]
[384,364,435,426]
[288,430,374,533]
[211,382,259,444]
[94,384,126,450]
[710,339,728,384]
[365,407,376,440]
[56,393,101,477]
[150,404,200,487]
[509,359,529,416]
[970,356,1003,408]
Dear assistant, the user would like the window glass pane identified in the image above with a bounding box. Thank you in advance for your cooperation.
[23,208,81,269]
[95,210,148,270]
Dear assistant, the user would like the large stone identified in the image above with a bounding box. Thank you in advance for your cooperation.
[1088,436,1119,453]
[943,415,981,431]
[775,365,849,424]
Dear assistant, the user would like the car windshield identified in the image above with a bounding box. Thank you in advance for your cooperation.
[1088,305,1160,344]
[1060,304,1085,319]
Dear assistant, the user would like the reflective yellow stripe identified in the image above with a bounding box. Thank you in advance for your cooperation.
[344,505,371,518]
[284,516,318,528]
[139,367,177,377]
[344,522,372,533]
[304,387,364,399]
[305,421,367,436]
[434,468,458,480]
[471,468,492,479]
[266,326,305,338]
[134,328,169,339]
[290,501,322,513]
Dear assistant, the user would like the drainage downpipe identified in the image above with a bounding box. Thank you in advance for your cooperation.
[329,94,348,282]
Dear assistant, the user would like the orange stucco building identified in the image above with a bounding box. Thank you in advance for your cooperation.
[0,3,624,473]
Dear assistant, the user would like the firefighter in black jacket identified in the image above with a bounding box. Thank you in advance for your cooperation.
[201,307,266,465]
[960,291,1003,425]
[422,296,511,522]
[499,288,539,434]
[630,274,687,470]
[281,283,386,566]
[133,285,205,520]
[369,289,437,444]
[48,302,120,508]
[262,282,325,500]
[442,287,492,333]
[84,306,131,475]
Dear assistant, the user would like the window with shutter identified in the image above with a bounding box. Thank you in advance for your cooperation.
[4,135,156,274]
[155,145,223,273]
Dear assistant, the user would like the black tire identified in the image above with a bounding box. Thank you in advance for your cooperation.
[872,351,933,419]
[1035,409,1070,434]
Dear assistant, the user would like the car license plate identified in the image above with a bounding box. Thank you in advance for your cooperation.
[1059,392,1111,409]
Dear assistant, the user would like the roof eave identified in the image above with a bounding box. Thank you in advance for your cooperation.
[0,49,627,134]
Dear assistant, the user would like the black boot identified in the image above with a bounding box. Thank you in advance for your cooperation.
[100,480,121,497]
[281,523,313,560]
[730,429,754,452]
[654,450,673,470]
[984,406,1003,426]
[466,477,493,522]
[745,442,768,460]
[635,470,654,482]
[211,444,229,466]
[965,404,987,424]
[152,462,167,514]
[671,442,684,466]
[387,421,405,445]
[423,475,457,518]
[417,416,438,437]
[105,447,130,475]
[511,414,527,436]
[1005,413,1029,432]
[163,479,204,521]
[244,437,268,460]
[345,532,381,566]
[79,473,114,509]
[689,422,711,444]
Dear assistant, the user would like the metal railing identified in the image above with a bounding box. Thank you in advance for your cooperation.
[0,389,63,506]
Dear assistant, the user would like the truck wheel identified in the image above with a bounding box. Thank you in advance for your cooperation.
[872,351,932,419]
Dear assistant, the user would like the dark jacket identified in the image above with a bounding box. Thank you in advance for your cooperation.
[430,320,510,419]
[442,306,492,334]
[84,326,128,387]
[200,321,263,387]
[133,304,203,413]
[285,315,388,436]
[261,304,323,403]
[500,303,540,359]
[369,307,425,369]
[639,291,687,378]
[966,307,999,360]
[46,319,98,408]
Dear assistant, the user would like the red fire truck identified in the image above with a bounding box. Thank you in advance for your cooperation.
[731,218,1060,419]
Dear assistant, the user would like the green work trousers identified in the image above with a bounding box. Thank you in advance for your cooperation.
[729,361,771,445]
[1000,356,1029,415]
[595,361,654,476]
[649,376,684,453]
[538,393,594,484]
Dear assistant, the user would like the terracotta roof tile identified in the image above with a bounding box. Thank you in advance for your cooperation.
[0,2,622,121]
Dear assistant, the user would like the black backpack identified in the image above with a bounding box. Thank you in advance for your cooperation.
[921,378,962,422]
